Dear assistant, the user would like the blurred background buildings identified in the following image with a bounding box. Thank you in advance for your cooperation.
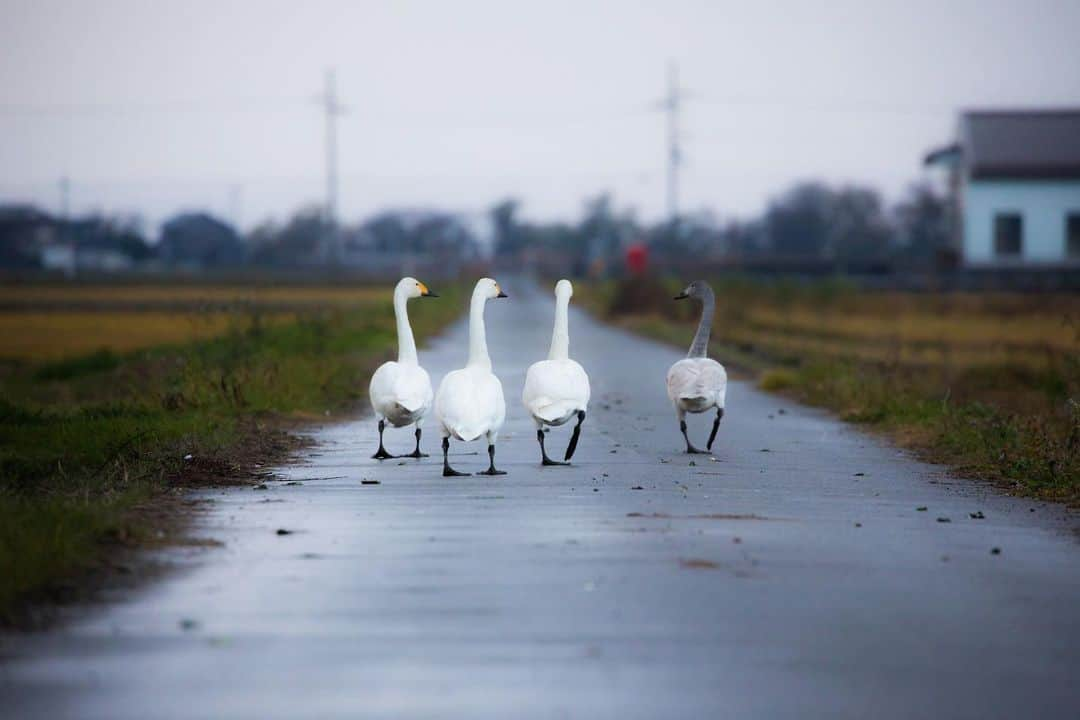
[1,1,1078,287]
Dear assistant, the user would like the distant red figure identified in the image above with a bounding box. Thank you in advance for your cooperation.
[626,243,648,275]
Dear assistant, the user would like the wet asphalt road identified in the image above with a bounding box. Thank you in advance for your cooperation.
[3,278,1080,719]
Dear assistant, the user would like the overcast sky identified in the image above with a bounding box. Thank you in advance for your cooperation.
[2,0,1078,233]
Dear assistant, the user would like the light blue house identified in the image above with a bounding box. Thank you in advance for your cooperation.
[925,110,1080,267]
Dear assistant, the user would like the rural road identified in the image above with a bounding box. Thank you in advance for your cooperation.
[3,277,1079,719]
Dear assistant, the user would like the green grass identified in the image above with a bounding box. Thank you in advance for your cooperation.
[582,276,1080,504]
[0,289,464,621]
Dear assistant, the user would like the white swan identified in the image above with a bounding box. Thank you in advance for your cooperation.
[368,277,438,459]
[522,279,590,465]
[434,278,508,476]
[666,280,727,454]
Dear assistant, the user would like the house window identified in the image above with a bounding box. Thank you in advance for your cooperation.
[994,213,1022,257]
[1067,213,1080,258]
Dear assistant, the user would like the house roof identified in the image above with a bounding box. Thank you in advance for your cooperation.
[962,109,1080,180]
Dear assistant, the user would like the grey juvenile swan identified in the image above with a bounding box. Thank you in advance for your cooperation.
[666,280,728,454]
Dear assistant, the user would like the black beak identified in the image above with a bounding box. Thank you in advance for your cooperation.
[496,291,508,298]
[424,291,439,298]
[674,292,689,300]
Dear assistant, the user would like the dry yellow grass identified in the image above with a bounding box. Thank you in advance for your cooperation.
[741,306,1075,356]
[0,283,395,360]
[0,284,388,306]
[0,311,296,359]
[705,291,1079,371]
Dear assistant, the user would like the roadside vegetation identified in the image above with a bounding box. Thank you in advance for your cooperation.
[583,277,1080,504]
[0,282,463,622]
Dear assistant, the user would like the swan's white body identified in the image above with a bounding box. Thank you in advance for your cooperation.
[369,278,434,428]
[523,280,590,428]
[666,357,726,419]
[435,279,506,444]
[436,366,506,442]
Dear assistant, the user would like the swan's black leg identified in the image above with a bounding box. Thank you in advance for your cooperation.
[563,410,586,461]
[479,443,507,476]
[681,419,706,454]
[706,407,724,452]
[538,429,568,466]
[405,427,428,458]
[442,437,470,477]
[372,420,396,460]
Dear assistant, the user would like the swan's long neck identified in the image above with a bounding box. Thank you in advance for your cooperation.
[688,287,715,358]
[393,289,418,365]
[548,293,570,361]
[467,289,491,369]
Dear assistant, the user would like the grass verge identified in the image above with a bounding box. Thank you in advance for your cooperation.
[0,286,463,624]
[581,276,1079,504]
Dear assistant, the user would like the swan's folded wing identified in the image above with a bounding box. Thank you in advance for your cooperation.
[392,365,433,413]
[437,370,504,441]
[369,361,399,412]
[667,359,726,401]
[523,361,590,419]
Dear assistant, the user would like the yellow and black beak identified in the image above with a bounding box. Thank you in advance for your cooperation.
[495,283,508,298]
[418,282,438,298]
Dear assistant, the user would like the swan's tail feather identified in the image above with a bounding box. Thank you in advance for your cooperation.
[532,400,577,424]
[396,398,425,413]
[451,426,485,442]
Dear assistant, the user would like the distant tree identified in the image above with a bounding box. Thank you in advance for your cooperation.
[893,182,948,260]
[0,204,52,268]
[580,193,621,264]
[765,182,834,257]
[247,206,327,266]
[365,213,410,253]
[721,219,765,256]
[75,215,152,262]
[827,186,892,260]
[159,212,243,268]
[490,199,522,257]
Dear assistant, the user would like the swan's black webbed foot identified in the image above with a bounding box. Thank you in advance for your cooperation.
[706,407,724,452]
[442,437,470,476]
[406,427,429,458]
[681,419,707,454]
[563,410,585,461]
[479,443,507,475]
[538,429,569,466]
[372,419,396,460]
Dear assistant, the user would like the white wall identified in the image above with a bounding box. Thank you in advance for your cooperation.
[963,180,1080,265]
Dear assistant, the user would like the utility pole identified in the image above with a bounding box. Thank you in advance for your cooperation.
[319,68,345,264]
[662,61,684,226]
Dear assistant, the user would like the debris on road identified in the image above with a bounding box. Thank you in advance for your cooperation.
[679,558,720,570]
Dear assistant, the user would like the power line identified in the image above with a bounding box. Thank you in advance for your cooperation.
[0,97,312,117]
